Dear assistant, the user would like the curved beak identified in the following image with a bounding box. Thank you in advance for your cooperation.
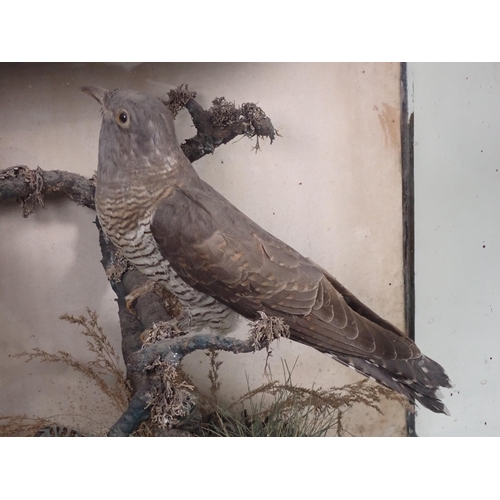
[80,85,109,106]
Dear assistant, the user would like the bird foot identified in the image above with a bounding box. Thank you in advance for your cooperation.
[125,280,157,314]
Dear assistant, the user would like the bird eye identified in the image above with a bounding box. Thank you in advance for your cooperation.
[116,109,130,128]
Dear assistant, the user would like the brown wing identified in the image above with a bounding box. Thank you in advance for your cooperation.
[151,177,419,362]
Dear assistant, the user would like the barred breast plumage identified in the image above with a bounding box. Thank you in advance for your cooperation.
[97,188,239,333]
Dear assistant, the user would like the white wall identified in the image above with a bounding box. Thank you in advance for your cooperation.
[410,63,500,436]
[0,63,406,436]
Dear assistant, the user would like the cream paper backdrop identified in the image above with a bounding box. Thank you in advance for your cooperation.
[0,63,405,436]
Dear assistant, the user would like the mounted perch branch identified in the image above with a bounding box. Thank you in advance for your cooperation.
[109,315,289,437]
[163,84,278,161]
[0,165,96,215]
[0,84,279,436]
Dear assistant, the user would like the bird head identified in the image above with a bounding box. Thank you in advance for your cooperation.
[81,86,187,190]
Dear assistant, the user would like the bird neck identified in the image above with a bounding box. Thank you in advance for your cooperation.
[95,154,198,235]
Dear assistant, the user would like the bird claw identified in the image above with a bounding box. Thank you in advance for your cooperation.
[125,296,137,315]
[125,280,157,315]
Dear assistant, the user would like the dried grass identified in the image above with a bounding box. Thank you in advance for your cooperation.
[15,309,130,413]
[196,360,407,437]
[0,309,130,436]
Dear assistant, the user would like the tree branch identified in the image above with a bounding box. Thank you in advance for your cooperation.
[108,326,287,437]
[0,85,279,436]
[180,97,277,162]
[0,166,95,215]
[162,85,277,162]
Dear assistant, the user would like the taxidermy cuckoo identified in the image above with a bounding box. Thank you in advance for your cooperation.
[81,86,451,414]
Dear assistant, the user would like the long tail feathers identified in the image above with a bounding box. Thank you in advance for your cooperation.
[331,353,452,415]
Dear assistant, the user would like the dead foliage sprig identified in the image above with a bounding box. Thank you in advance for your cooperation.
[15,308,130,413]
[0,414,100,437]
[209,97,242,128]
[145,358,195,429]
[248,311,290,374]
[140,321,181,348]
[249,311,290,349]
[0,165,45,216]
[0,415,55,437]
[163,84,197,117]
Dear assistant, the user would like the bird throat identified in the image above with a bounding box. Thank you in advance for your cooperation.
[96,166,175,238]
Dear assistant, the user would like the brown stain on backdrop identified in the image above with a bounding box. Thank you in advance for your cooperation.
[374,103,400,150]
